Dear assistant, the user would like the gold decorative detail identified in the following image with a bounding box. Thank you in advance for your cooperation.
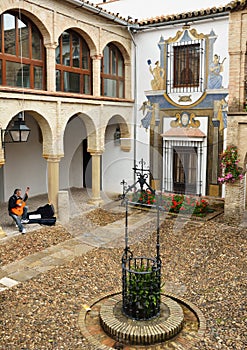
[190,113,200,128]
[178,95,192,102]
[170,112,200,128]
[166,30,183,43]
[164,92,207,108]
[214,98,228,131]
[170,113,180,127]
[182,24,190,30]
[189,28,206,39]
[166,27,206,44]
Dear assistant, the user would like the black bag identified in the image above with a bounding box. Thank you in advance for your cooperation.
[27,203,56,226]
[27,217,56,226]
[36,204,55,218]
[28,204,55,219]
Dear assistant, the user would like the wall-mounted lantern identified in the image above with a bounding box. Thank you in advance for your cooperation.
[1,112,30,146]
[114,126,121,145]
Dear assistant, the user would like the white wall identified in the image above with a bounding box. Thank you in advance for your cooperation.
[3,117,47,201]
[102,124,150,198]
[60,117,86,189]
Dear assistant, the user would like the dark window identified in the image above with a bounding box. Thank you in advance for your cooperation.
[0,12,45,89]
[55,30,92,94]
[173,147,197,194]
[101,43,124,98]
[174,44,200,88]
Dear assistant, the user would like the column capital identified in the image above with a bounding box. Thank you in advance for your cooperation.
[43,154,63,162]
[91,54,103,60]
[88,149,104,156]
[45,42,58,50]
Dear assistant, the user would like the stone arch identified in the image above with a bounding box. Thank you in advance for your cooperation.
[61,112,99,191]
[2,110,53,151]
[56,26,98,56]
[25,111,58,157]
[1,109,57,199]
[61,111,98,152]
[100,39,132,99]
[3,109,60,159]
[105,114,131,152]
[1,4,52,46]
[55,26,98,57]
[101,39,131,64]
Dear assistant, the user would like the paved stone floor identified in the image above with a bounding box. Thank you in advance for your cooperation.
[0,187,99,236]
[0,190,246,349]
[1,189,246,294]
[0,188,156,292]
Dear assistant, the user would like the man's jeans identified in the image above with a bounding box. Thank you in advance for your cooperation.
[9,206,28,232]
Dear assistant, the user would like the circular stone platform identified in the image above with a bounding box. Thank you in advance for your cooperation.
[78,291,206,350]
[100,294,184,345]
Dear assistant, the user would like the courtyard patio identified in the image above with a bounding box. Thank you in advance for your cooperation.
[0,190,246,349]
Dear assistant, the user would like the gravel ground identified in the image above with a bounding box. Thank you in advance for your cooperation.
[0,208,246,350]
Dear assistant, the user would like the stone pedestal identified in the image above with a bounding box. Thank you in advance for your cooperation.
[224,179,245,224]
[58,190,70,224]
[87,151,104,206]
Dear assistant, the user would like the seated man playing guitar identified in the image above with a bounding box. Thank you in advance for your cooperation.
[8,187,30,234]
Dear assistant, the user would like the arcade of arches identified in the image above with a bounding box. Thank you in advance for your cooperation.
[0,1,133,216]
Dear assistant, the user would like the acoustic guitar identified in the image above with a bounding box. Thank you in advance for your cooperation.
[11,199,26,216]
[11,187,29,216]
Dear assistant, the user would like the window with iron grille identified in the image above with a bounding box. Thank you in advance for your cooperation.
[0,11,45,90]
[56,30,92,94]
[174,44,200,88]
[166,39,205,93]
[173,147,197,194]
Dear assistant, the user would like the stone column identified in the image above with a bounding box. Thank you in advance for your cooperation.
[0,139,6,237]
[45,43,57,92]
[46,156,60,212]
[0,152,5,167]
[0,128,5,166]
[88,150,104,206]
[124,61,132,100]
[150,103,161,190]
[91,55,102,97]
[224,178,245,225]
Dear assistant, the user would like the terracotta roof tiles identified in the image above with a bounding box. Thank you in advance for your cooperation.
[162,128,206,138]
[69,0,247,26]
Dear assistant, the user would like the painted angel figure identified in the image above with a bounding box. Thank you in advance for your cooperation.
[140,100,153,131]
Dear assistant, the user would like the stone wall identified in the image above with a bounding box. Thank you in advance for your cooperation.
[224,7,247,222]
[224,178,245,224]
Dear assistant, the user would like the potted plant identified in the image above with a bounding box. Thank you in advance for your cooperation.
[218,145,244,184]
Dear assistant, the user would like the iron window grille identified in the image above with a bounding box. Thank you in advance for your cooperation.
[166,39,205,94]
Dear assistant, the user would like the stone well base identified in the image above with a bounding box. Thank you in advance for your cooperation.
[78,291,206,350]
[100,294,184,345]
